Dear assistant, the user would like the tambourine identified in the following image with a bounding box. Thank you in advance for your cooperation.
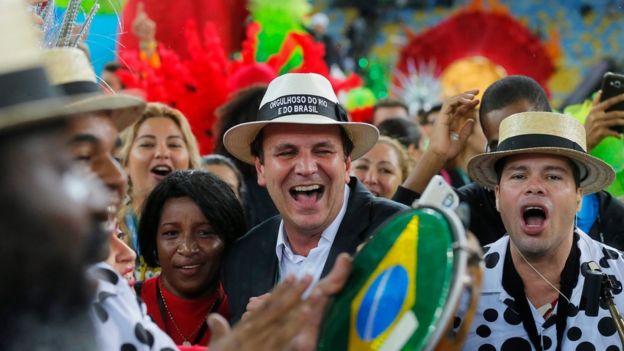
[318,202,483,350]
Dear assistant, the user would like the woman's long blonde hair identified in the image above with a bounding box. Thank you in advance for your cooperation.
[120,102,201,170]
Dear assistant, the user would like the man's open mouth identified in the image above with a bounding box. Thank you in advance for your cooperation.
[289,184,325,202]
[522,206,548,227]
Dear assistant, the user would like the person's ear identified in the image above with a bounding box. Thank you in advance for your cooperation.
[344,155,352,184]
[494,185,500,212]
[255,157,266,187]
[576,192,583,212]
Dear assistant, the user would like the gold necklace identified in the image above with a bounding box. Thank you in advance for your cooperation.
[513,244,572,306]
[158,281,218,346]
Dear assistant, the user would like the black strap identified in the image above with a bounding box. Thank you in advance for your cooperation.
[497,134,585,154]
[496,134,588,182]
[192,297,222,344]
[155,282,168,332]
[55,80,100,97]
[257,94,348,122]
[555,235,580,351]
[0,67,60,108]
[502,233,580,351]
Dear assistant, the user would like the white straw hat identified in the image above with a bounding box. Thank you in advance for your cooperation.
[223,73,379,164]
[467,111,614,194]
[44,47,145,131]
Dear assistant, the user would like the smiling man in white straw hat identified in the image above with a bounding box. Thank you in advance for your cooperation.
[222,72,408,323]
[456,111,624,350]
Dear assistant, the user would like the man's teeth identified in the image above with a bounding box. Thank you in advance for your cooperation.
[524,206,545,214]
[294,185,320,192]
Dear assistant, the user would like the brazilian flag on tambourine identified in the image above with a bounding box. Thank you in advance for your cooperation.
[318,208,455,350]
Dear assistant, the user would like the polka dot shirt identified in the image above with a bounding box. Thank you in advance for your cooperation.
[457,231,624,351]
[89,263,178,351]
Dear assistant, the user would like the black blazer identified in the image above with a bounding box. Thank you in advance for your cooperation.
[223,177,408,323]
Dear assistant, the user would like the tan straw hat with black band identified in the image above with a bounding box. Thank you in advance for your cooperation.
[43,47,145,131]
[467,111,614,194]
[223,73,379,164]
[0,0,72,133]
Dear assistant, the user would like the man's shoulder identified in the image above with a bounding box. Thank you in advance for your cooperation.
[238,215,280,241]
[89,263,124,291]
[457,182,492,202]
[227,215,281,259]
[369,191,409,208]
[596,190,624,227]
[579,231,624,261]
[363,195,408,230]
[349,177,408,213]
[479,236,509,291]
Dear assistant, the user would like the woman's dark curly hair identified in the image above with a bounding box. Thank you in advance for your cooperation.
[138,170,246,267]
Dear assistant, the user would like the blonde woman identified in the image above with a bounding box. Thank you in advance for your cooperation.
[119,102,201,281]
[351,136,411,199]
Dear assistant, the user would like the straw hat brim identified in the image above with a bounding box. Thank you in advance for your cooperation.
[65,93,146,131]
[0,95,72,133]
[467,147,615,194]
[223,115,379,164]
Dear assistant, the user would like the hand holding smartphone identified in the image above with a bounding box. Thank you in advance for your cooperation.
[600,72,624,133]
[416,175,460,210]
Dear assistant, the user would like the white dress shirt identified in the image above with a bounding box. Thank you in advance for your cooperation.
[275,185,350,294]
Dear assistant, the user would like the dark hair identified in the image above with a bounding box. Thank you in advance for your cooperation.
[418,103,442,125]
[479,75,552,123]
[138,170,246,267]
[494,157,581,188]
[377,117,421,149]
[201,154,246,204]
[102,62,127,89]
[373,97,409,115]
[250,125,354,164]
[214,85,268,177]
[103,61,124,73]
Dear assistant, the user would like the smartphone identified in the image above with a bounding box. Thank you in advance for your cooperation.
[600,72,624,133]
[416,175,460,210]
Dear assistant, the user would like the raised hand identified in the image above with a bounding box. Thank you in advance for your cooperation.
[401,90,479,194]
[131,2,156,44]
[585,91,624,151]
[428,89,480,162]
